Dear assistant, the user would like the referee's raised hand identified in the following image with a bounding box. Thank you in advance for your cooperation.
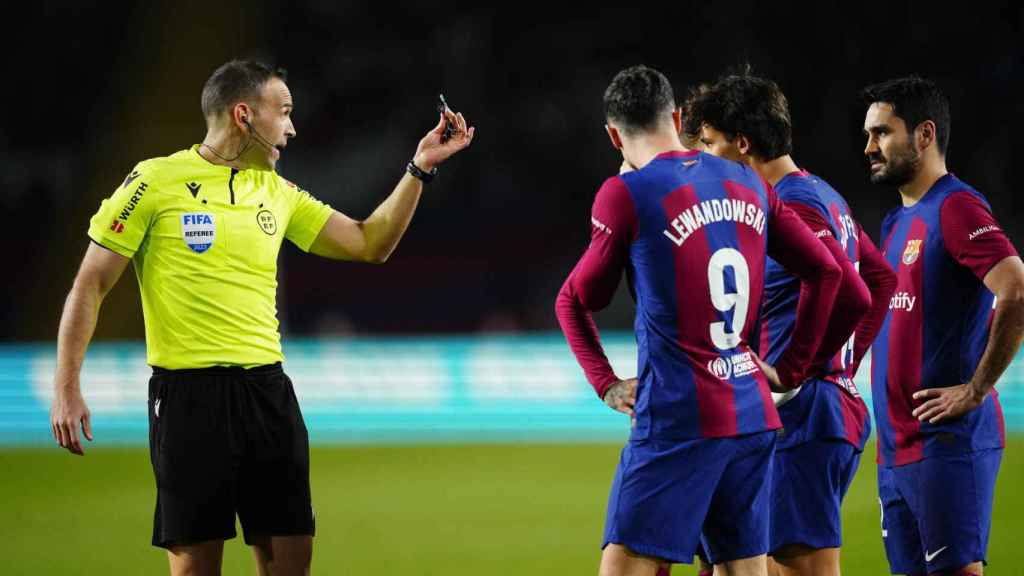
[412,109,475,172]
[51,384,93,456]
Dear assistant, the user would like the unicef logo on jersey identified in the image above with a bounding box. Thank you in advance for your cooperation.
[181,213,216,254]
[707,351,760,380]
[708,356,733,379]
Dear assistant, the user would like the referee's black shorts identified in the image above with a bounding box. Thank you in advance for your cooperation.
[147,363,314,548]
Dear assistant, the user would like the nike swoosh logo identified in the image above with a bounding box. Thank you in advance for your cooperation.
[924,546,948,562]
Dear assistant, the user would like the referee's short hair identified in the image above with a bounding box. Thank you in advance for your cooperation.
[201,60,288,122]
[604,65,676,136]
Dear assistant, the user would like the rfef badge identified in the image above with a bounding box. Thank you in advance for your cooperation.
[181,212,216,253]
[257,209,277,235]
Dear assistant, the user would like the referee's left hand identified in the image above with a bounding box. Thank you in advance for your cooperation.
[912,383,985,423]
[413,109,475,172]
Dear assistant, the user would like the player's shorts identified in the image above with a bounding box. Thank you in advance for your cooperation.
[603,430,775,565]
[769,438,860,554]
[148,363,314,548]
[878,448,1002,574]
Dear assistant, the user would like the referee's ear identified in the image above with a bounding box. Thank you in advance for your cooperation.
[232,102,254,131]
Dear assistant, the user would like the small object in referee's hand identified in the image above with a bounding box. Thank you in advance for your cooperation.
[438,94,457,143]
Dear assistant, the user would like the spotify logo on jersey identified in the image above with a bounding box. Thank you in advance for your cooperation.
[257,210,277,235]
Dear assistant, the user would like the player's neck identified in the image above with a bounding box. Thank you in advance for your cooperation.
[899,158,948,207]
[749,155,800,186]
[623,133,686,170]
[198,129,252,171]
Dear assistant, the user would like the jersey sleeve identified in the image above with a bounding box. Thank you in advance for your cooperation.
[764,189,843,389]
[851,224,897,376]
[87,163,156,258]
[785,202,871,375]
[555,177,638,398]
[283,179,335,252]
[940,191,1018,279]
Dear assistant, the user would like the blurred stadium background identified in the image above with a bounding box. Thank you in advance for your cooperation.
[2,2,1022,574]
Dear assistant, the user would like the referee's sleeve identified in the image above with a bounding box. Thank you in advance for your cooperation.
[284,184,334,252]
[87,163,155,258]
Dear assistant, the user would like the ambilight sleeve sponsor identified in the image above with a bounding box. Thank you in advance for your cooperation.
[282,178,334,252]
[87,163,156,258]
[940,191,1018,279]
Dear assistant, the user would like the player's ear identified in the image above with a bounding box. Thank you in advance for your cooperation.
[672,107,683,135]
[916,120,936,152]
[605,124,623,150]
[736,134,751,156]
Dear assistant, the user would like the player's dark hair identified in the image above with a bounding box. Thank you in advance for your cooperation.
[604,65,676,135]
[861,76,950,156]
[690,71,792,161]
[201,60,288,121]
[679,83,710,146]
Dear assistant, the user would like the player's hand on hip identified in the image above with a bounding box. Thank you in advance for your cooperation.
[603,378,638,420]
[50,385,93,456]
[750,352,786,392]
[413,109,475,171]
[912,383,985,423]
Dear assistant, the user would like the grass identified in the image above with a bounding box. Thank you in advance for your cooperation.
[2,439,1021,574]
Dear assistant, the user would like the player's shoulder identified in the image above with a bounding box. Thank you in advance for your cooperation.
[680,153,767,197]
[589,176,640,225]
[695,151,754,178]
[774,170,825,204]
[595,174,632,199]
[934,174,988,208]
[790,171,854,218]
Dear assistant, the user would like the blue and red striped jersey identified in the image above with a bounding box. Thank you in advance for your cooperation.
[872,173,1016,466]
[556,151,842,441]
[758,170,886,451]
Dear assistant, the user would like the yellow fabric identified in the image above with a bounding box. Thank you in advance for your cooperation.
[88,145,333,369]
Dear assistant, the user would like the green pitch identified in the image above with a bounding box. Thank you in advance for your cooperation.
[3,439,1021,574]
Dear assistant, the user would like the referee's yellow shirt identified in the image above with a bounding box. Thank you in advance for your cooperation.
[88,145,334,369]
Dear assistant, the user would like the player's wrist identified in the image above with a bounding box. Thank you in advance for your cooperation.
[598,377,622,400]
[53,371,82,394]
[414,151,438,171]
[966,381,988,402]
[407,156,437,182]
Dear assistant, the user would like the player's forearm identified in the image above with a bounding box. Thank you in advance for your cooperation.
[54,281,104,392]
[769,231,844,388]
[808,238,871,371]
[968,291,1024,396]
[852,241,897,371]
[766,200,844,386]
[555,279,618,397]
[359,173,425,263]
[776,263,842,388]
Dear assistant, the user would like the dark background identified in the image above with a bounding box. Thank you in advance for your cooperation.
[4,2,1021,340]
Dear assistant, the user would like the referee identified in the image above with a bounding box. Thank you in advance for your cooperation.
[49,60,474,575]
